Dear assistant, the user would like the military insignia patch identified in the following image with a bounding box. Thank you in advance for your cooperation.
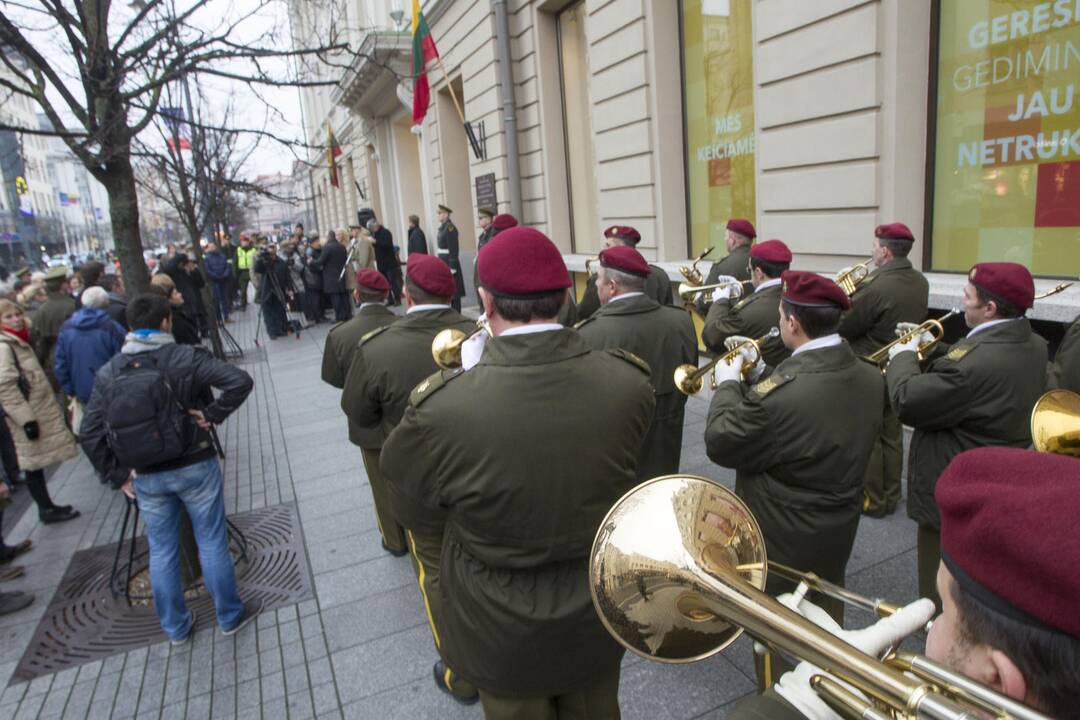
[410,367,464,407]
[750,373,792,398]
[945,344,974,362]
[358,325,391,346]
[969,267,977,280]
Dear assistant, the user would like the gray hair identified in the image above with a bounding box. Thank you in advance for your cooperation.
[600,266,646,293]
[81,285,109,309]
[366,218,380,230]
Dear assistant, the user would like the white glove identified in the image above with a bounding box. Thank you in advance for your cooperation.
[460,329,488,371]
[712,353,745,386]
[723,336,765,382]
[887,333,922,360]
[710,276,741,302]
[895,322,933,346]
[773,598,936,720]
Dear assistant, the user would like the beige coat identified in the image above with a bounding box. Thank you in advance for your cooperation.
[0,331,79,471]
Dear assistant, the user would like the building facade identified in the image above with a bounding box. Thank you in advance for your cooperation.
[291,0,1080,322]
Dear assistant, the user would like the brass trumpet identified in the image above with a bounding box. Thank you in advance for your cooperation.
[863,309,960,367]
[678,247,714,287]
[585,257,599,276]
[1034,281,1075,300]
[673,328,779,395]
[431,320,490,369]
[834,257,874,296]
[590,475,1051,720]
[677,280,749,303]
[1031,389,1080,457]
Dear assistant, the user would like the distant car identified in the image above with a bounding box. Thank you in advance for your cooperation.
[46,257,67,269]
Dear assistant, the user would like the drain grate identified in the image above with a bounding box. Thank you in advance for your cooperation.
[10,503,312,684]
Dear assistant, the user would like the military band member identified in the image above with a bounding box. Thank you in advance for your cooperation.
[321,269,400,551]
[472,207,496,307]
[577,225,674,319]
[576,245,698,480]
[836,222,929,519]
[886,262,1048,607]
[729,447,1080,720]
[436,204,466,312]
[697,218,756,313]
[1047,313,1080,393]
[339,253,477,704]
[705,271,883,625]
[382,227,655,719]
[702,238,792,368]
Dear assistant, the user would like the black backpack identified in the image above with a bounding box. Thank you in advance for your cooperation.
[103,352,191,470]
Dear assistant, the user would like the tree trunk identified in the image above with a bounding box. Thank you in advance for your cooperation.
[101,157,150,294]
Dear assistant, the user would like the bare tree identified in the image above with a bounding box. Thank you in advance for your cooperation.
[0,0,347,293]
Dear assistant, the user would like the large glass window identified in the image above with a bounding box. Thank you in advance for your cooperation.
[682,0,756,258]
[930,1,1080,276]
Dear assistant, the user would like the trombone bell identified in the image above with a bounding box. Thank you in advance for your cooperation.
[431,321,488,369]
[1031,389,1080,456]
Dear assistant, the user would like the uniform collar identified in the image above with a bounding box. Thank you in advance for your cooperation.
[608,291,644,304]
[499,323,563,337]
[967,317,1016,338]
[792,333,843,356]
[480,327,589,366]
[407,303,451,314]
[755,278,782,293]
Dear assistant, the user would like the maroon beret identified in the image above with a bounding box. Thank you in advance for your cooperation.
[599,245,650,278]
[355,268,389,292]
[781,270,851,311]
[492,213,518,231]
[938,447,1080,638]
[477,227,571,297]
[968,262,1034,310]
[726,218,756,239]
[749,239,792,264]
[406,253,456,298]
[603,225,641,245]
[875,222,915,242]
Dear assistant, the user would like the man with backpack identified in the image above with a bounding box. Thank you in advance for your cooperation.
[79,293,259,644]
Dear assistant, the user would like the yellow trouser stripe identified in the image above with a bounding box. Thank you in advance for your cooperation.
[407,530,441,649]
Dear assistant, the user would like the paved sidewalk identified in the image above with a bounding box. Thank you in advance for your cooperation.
[0,301,920,719]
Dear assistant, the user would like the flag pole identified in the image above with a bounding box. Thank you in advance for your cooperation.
[435,56,467,125]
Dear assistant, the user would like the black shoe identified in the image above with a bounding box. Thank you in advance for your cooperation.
[381,540,408,558]
[40,506,80,524]
[0,539,31,564]
[0,591,34,616]
[221,598,264,636]
[433,661,479,705]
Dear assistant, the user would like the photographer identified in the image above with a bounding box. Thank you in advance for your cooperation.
[252,244,293,340]
[80,292,259,643]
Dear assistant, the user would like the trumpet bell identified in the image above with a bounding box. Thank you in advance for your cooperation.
[673,363,705,395]
[431,327,468,369]
[1031,389,1080,456]
[589,475,767,662]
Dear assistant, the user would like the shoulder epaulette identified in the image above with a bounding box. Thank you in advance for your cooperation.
[327,319,347,335]
[358,325,391,346]
[945,344,975,363]
[731,294,754,312]
[573,315,597,330]
[605,348,651,375]
[750,372,793,399]
[410,367,464,407]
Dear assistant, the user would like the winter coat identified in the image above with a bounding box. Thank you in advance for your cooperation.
[107,292,129,331]
[252,254,292,304]
[30,291,76,390]
[171,305,201,345]
[0,331,79,471]
[203,251,232,284]
[54,308,126,404]
[303,248,322,290]
[315,238,348,294]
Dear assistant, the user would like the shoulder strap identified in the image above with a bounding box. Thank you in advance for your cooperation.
[749,372,794,399]
[410,367,465,407]
[605,348,651,376]
[944,343,976,363]
[573,315,597,331]
[358,325,391,347]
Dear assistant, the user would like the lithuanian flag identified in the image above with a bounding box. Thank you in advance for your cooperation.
[327,125,342,188]
[411,0,439,125]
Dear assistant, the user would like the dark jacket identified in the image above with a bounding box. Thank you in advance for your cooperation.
[80,339,253,486]
[372,227,398,272]
[54,308,126,404]
[252,254,292,304]
[407,226,427,256]
[577,264,673,319]
[162,255,207,321]
[303,248,322,291]
[171,305,200,345]
[1048,314,1080,393]
[106,292,129,331]
[838,257,929,357]
[315,238,347,294]
[30,290,77,389]
[702,281,789,367]
[203,251,232,284]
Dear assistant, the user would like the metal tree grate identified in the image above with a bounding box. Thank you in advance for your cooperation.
[9,503,312,684]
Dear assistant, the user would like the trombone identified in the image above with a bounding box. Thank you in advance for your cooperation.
[673,328,779,395]
[431,319,491,369]
[678,247,714,287]
[834,257,874,296]
[590,474,1051,720]
[677,280,750,303]
[1030,389,1080,457]
[863,309,960,368]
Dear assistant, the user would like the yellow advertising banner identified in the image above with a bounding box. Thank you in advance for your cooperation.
[932,1,1080,276]
[683,0,756,259]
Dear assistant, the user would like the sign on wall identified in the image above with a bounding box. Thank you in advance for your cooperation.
[475,173,497,212]
[683,0,756,258]
[931,1,1080,276]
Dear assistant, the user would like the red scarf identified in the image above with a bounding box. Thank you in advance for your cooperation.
[3,326,29,344]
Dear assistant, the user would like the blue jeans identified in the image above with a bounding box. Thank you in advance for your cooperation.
[212,281,231,321]
[135,457,244,640]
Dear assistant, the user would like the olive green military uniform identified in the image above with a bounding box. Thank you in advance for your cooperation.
[473,226,495,307]
[382,329,655,718]
[837,257,929,517]
[320,304,399,550]
[437,221,466,310]
[705,341,884,616]
[577,294,697,480]
[698,244,752,314]
[577,264,673,319]
[31,290,77,392]
[701,281,789,367]
[886,319,1048,605]
[1047,314,1080,393]
[557,290,579,327]
[339,306,477,700]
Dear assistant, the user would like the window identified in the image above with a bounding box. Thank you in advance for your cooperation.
[929,1,1080,276]
[682,0,756,258]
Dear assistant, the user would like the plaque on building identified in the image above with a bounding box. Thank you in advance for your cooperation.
[474,173,497,211]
